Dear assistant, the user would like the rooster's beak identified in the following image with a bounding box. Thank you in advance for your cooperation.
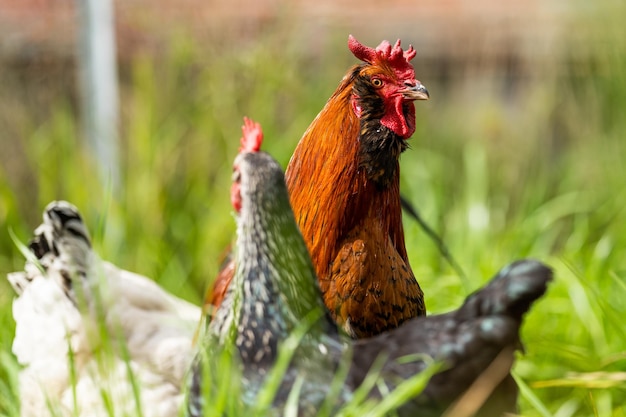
[402,82,429,101]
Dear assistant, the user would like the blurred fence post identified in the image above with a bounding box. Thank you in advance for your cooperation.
[76,0,121,194]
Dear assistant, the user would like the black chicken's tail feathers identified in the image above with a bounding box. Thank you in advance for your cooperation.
[458,259,552,321]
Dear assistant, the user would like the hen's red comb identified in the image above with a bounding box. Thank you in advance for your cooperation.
[348,35,416,79]
[239,117,263,153]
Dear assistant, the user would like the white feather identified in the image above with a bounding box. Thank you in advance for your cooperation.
[9,201,201,417]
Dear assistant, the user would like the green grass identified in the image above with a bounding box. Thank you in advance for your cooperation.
[1,3,626,416]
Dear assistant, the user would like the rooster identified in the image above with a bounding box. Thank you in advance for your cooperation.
[194,119,552,416]
[188,118,348,416]
[8,201,200,417]
[211,35,430,339]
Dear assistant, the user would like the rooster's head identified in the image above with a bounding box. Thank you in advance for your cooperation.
[348,35,429,140]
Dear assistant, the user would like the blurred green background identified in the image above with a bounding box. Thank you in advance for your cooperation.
[1,0,625,415]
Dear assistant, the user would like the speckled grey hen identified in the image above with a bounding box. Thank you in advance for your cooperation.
[188,118,347,417]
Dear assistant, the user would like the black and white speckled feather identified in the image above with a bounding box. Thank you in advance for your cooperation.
[190,151,349,416]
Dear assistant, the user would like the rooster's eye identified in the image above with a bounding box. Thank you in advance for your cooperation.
[371,78,383,88]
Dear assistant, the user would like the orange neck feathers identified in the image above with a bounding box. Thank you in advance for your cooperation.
[285,69,407,280]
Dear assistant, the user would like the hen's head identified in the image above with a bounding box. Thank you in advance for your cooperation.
[231,117,285,216]
[231,117,263,213]
[348,35,429,139]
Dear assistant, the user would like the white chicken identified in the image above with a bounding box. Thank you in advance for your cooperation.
[8,201,201,417]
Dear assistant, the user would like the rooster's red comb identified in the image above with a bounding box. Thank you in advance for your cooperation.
[348,35,416,79]
[239,117,263,153]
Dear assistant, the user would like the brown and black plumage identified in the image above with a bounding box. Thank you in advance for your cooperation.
[285,35,431,339]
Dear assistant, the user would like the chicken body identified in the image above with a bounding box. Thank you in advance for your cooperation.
[211,35,430,339]
[189,119,348,416]
[347,259,552,416]
[285,36,430,338]
[9,201,200,417]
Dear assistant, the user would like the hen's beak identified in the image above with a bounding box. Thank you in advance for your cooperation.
[402,81,429,101]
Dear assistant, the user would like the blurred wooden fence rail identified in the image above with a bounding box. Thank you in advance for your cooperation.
[0,0,569,73]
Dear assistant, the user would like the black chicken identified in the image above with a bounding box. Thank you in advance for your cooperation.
[348,259,552,416]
